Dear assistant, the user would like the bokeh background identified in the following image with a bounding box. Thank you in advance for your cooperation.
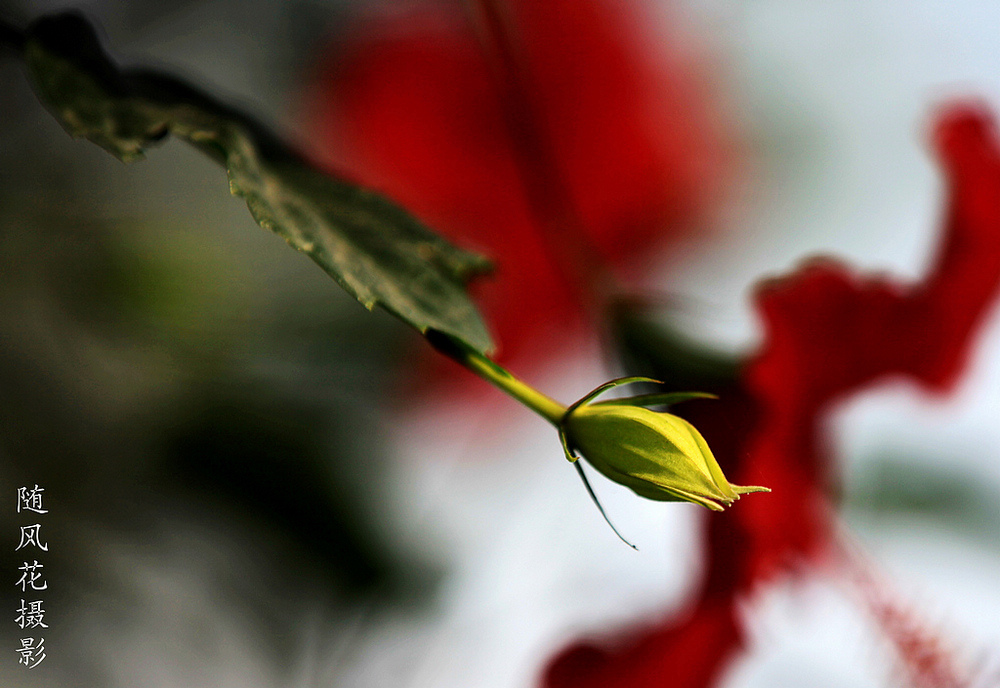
[1,1,999,687]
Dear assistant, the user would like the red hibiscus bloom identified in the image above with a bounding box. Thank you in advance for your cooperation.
[545,103,1000,688]
[300,0,736,366]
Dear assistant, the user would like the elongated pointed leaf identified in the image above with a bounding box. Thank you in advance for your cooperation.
[21,12,495,353]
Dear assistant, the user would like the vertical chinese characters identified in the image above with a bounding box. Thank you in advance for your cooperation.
[14,485,48,669]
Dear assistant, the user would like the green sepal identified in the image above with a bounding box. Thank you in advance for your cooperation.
[573,461,638,549]
[733,485,771,495]
[563,376,664,418]
[558,428,578,463]
[593,391,718,408]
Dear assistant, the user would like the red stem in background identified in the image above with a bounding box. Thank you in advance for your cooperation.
[835,534,969,688]
[465,0,618,316]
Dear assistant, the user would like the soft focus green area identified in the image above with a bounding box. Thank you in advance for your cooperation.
[844,454,1000,544]
[0,9,444,684]
[22,12,494,355]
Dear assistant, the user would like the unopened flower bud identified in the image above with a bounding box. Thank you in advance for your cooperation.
[559,378,769,511]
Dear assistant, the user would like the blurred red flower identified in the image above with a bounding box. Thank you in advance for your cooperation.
[300,0,736,365]
[545,104,1000,688]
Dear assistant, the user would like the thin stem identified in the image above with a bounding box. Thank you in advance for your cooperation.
[427,331,566,425]
[462,348,567,425]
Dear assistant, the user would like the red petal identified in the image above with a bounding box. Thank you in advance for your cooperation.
[741,103,1000,580]
[544,601,740,688]
[300,0,734,364]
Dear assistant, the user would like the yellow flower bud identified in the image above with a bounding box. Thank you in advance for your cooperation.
[559,378,769,511]
[423,331,767,521]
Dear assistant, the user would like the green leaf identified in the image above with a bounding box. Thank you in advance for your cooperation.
[21,12,495,354]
